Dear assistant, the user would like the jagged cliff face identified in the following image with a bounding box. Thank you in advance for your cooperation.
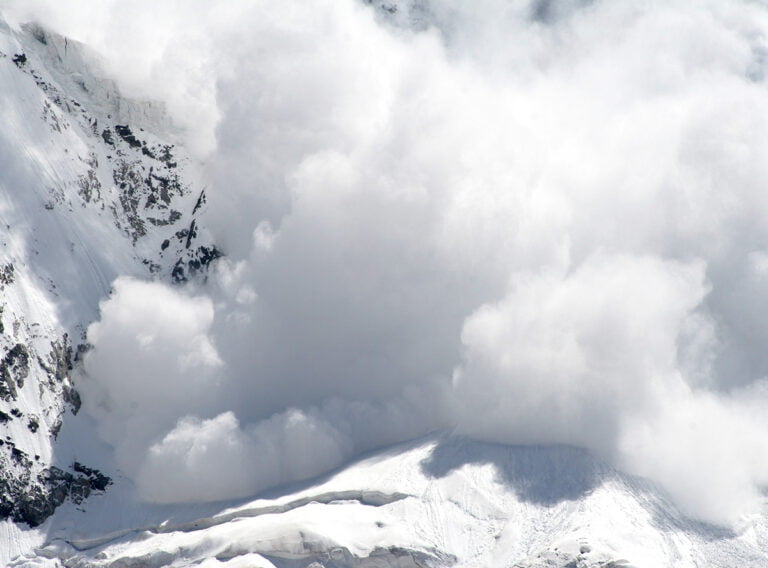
[0,19,218,526]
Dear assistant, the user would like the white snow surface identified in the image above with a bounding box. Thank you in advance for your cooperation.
[5,434,768,568]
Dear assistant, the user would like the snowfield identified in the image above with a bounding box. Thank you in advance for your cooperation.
[7,434,768,567]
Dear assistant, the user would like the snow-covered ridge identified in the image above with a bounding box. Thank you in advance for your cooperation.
[0,14,219,528]
[18,436,768,567]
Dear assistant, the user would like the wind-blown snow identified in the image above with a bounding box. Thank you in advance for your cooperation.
[6,0,768,526]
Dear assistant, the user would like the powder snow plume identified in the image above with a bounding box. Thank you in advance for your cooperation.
[7,0,768,526]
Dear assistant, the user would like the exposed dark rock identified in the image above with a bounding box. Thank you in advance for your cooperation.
[62,386,81,416]
[157,144,177,168]
[113,159,148,242]
[48,335,74,383]
[171,263,185,283]
[12,52,27,67]
[192,190,206,214]
[75,154,102,203]
[27,416,39,433]
[41,100,67,133]
[142,259,162,274]
[11,447,30,468]
[146,165,183,206]
[0,344,30,401]
[0,263,15,287]
[115,124,142,149]
[101,128,114,145]
[141,144,156,159]
[49,418,62,439]
[73,462,112,492]
[185,219,198,248]
[147,210,181,227]
[37,336,81,416]
[188,245,222,272]
[73,343,91,364]
[112,152,189,242]
[7,463,112,527]
[172,245,222,283]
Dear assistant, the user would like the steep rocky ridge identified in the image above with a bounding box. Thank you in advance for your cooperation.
[0,17,219,526]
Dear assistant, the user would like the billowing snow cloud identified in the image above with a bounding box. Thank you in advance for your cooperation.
[136,409,352,503]
[10,0,768,525]
[81,278,223,475]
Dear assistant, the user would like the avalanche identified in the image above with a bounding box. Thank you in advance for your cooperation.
[2,1,768,567]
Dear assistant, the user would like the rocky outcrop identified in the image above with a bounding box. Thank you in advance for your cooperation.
[10,22,220,283]
[0,455,111,528]
[0,328,101,526]
[0,19,222,527]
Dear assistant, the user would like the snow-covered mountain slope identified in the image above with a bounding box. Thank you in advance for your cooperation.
[0,16,218,527]
[7,434,767,568]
